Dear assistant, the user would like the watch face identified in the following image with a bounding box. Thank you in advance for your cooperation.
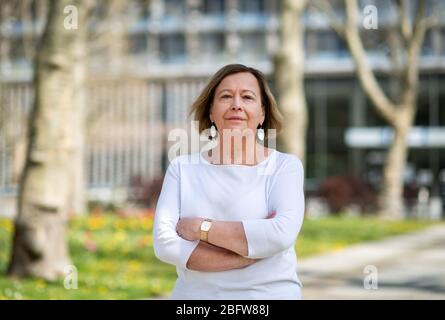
[201,221,211,232]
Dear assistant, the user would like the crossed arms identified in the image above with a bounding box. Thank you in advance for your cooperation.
[153,157,304,272]
[177,219,258,271]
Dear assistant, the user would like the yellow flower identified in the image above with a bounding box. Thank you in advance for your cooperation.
[138,235,152,247]
[113,231,126,243]
[98,286,108,295]
[0,219,13,233]
[113,219,126,231]
[36,279,47,290]
[127,218,139,230]
[100,260,116,273]
[87,215,105,231]
[141,218,153,231]
[128,260,142,272]
[333,242,345,251]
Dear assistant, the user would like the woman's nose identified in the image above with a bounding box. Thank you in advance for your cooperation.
[231,95,243,110]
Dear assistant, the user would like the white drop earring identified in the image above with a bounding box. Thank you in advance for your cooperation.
[209,121,217,140]
[257,123,265,141]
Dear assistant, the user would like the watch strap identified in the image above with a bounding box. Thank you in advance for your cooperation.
[200,219,212,242]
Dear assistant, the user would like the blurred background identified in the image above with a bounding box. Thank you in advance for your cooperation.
[0,0,444,299]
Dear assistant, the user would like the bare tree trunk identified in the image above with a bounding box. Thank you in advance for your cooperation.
[69,7,88,217]
[0,2,15,136]
[274,0,308,164]
[0,2,14,74]
[379,124,409,218]
[7,0,93,280]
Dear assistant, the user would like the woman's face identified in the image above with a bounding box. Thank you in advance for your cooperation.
[210,72,265,137]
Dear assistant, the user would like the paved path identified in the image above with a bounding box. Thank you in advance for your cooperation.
[298,224,445,299]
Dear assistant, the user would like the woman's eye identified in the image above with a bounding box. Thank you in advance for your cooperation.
[243,96,253,100]
[221,95,231,99]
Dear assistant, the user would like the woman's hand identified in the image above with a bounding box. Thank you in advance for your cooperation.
[176,217,204,241]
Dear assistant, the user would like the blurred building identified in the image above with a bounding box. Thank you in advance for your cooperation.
[0,0,444,214]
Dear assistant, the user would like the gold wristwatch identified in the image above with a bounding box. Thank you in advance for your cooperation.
[200,219,212,242]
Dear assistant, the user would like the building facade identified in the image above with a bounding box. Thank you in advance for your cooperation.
[1,0,444,213]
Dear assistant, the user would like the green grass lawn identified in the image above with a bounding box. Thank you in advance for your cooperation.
[0,213,441,299]
[295,215,441,257]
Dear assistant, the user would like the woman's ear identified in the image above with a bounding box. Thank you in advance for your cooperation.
[209,105,214,122]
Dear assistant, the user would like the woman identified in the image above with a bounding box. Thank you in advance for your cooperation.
[153,64,305,299]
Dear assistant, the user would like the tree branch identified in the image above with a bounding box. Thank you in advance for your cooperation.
[386,28,404,82]
[314,0,398,124]
[343,0,397,125]
[400,0,429,109]
[411,0,427,44]
[309,0,346,37]
[397,0,412,44]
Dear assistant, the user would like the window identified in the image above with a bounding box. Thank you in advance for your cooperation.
[361,29,386,52]
[130,0,150,19]
[239,0,265,13]
[422,30,434,56]
[315,31,348,57]
[159,33,185,63]
[201,0,225,15]
[442,28,445,55]
[128,33,147,54]
[199,33,225,60]
[9,38,27,64]
[439,77,445,126]
[239,32,266,59]
[164,0,186,17]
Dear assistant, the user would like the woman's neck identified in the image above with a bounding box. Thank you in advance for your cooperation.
[207,136,268,166]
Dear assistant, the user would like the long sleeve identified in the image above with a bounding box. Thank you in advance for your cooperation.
[153,158,200,269]
[242,156,305,259]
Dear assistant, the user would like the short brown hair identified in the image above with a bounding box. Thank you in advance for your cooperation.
[189,64,283,138]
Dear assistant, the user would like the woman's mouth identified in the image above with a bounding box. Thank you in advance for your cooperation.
[226,117,245,121]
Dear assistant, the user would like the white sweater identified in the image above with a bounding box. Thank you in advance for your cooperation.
[153,149,305,299]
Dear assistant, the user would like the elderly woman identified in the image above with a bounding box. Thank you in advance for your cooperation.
[153,64,305,300]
